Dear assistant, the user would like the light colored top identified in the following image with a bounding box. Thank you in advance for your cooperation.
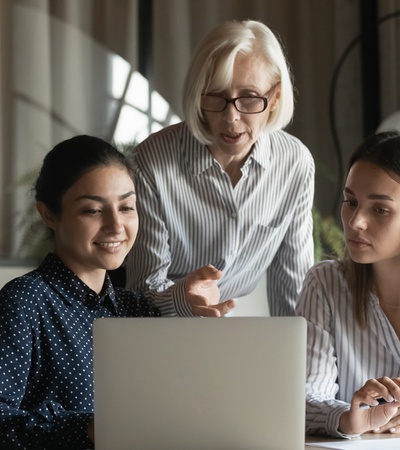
[296,259,400,438]
[126,121,315,316]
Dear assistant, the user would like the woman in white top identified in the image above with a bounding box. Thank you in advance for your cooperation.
[297,130,400,438]
[126,19,315,317]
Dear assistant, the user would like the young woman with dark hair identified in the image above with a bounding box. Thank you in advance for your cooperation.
[297,131,400,438]
[0,135,224,449]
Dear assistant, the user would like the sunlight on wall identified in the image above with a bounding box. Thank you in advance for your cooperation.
[7,3,181,260]
[112,62,180,145]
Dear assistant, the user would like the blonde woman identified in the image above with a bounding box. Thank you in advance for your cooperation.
[126,19,315,317]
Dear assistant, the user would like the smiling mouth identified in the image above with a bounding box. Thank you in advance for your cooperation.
[94,241,124,248]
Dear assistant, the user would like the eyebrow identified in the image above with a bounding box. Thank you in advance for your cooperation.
[75,191,136,202]
[344,186,394,201]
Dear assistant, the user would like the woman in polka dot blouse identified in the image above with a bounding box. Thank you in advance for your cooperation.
[0,135,224,449]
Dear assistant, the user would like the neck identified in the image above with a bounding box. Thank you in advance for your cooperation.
[374,267,400,308]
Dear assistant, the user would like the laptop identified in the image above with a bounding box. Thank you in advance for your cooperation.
[93,316,307,450]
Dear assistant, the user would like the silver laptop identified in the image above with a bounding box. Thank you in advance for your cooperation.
[93,316,306,450]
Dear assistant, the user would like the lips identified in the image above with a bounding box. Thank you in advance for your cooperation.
[222,132,244,143]
[347,237,371,249]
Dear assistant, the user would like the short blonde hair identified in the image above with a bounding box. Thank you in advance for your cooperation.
[183,20,294,145]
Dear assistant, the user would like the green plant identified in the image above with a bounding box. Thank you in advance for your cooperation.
[312,208,344,262]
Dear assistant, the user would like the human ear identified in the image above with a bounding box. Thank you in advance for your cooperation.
[36,202,58,231]
[269,85,281,111]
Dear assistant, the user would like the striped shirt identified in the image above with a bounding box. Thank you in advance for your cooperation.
[296,259,400,438]
[126,121,315,316]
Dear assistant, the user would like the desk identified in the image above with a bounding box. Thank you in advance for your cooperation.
[305,433,400,449]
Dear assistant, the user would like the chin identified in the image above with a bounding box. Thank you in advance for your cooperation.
[348,254,373,265]
[102,255,127,271]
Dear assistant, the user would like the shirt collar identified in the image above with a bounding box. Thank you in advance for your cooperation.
[182,122,272,174]
[181,122,214,175]
[249,131,271,170]
[37,252,118,313]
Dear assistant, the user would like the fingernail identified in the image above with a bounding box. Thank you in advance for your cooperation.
[374,428,380,432]
[390,427,396,433]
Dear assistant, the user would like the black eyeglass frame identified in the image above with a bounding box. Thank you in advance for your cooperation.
[200,87,276,114]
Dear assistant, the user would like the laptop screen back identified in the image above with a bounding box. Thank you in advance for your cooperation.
[93,316,306,450]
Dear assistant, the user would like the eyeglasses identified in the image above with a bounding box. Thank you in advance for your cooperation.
[201,94,271,114]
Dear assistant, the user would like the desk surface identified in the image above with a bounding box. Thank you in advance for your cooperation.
[305,433,400,449]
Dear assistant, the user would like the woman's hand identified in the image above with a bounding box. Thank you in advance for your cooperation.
[372,407,400,434]
[339,377,400,435]
[184,264,235,317]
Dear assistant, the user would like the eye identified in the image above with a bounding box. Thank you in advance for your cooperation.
[374,207,390,215]
[342,199,357,207]
[83,208,101,215]
[120,202,136,213]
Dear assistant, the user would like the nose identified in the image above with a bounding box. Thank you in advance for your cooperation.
[104,209,124,234]
[348,208,367,230]
[222,102,240,123]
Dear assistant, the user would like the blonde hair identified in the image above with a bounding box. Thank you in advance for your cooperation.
[183,20,294,145]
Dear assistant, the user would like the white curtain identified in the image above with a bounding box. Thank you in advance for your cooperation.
[1,0,139,259]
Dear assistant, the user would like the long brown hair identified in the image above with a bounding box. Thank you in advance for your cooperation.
[340,130,400,327]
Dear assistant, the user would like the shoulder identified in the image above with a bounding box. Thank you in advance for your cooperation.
[134,122,187,155]
[132,122,192,174]
[114,287,161,317]
[300,259,349,301]
[268,130,313,161]
[257,130,314,180]
[1,269,44,297]
[0,269,46,313]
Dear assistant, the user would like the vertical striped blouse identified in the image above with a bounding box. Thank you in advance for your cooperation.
[126,121,315,316]
[296,259,400,438]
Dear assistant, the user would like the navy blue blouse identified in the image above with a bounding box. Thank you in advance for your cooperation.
[0,253,160,449]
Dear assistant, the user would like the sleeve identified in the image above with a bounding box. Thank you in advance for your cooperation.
[295,265,356,439]
[267,149,315,316]
[0,286,94,450]
[125,150,193,317]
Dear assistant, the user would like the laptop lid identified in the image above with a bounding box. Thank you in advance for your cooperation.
[93,316,306,450]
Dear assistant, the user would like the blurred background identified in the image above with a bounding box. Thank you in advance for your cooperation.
[1,0,400,269]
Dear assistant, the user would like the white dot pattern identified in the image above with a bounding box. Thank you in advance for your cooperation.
[0,253,160,449]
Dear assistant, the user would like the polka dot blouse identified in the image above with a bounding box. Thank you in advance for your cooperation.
[0,253,160,449]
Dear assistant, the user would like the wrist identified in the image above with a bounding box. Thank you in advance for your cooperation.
[338,410,361,436]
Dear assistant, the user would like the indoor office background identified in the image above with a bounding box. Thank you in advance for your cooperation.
[1,0,400,301]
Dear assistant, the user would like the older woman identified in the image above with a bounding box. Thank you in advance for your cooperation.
[126,19,315,317]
